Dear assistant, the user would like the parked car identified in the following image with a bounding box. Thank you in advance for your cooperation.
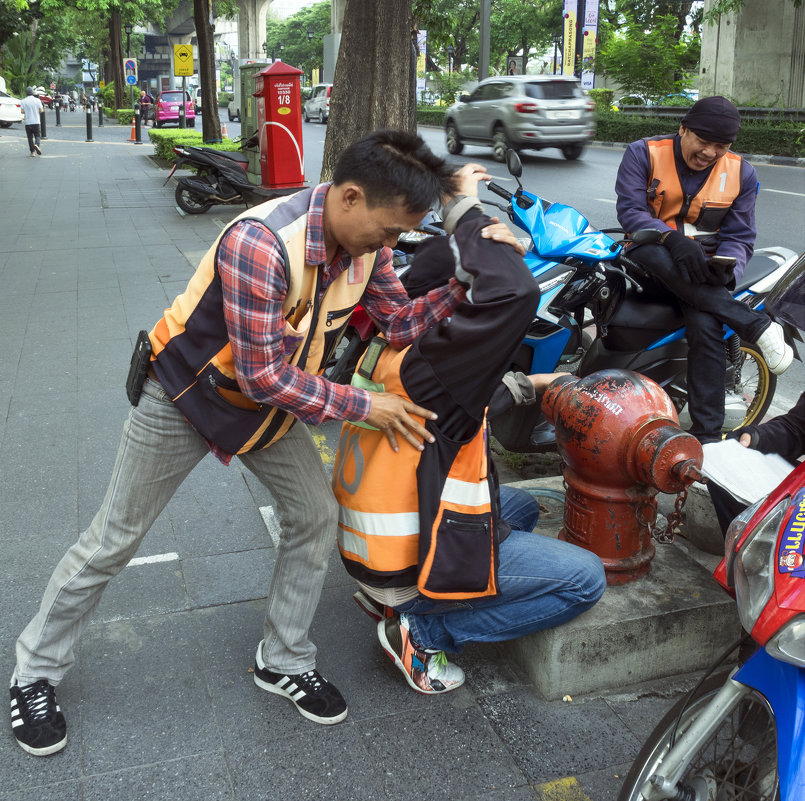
[0,89,23,127]
[303,83,331,123]
[444,75,596,162]
[191,87,202,114]
[154,90,196,128]
[32,87,54,107]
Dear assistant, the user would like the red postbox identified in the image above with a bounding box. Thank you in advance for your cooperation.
[253,61,307,190]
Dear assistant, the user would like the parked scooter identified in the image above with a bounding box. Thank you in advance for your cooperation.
[166,133,282,214]
[618,460,805,800]
[484,150,801,454]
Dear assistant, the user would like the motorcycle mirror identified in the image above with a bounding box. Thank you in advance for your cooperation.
[506,149,523,179]
[630,229,663,245]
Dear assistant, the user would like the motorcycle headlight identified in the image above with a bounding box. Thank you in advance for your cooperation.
[724,497,765,586]
[733,496,790,633]
[765,615,805,667]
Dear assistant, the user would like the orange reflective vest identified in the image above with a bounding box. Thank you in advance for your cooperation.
[645,136,743,249]
[148,189,375,455]
[333,339,500,601]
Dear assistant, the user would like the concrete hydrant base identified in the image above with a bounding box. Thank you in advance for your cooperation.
[502,478,741,700]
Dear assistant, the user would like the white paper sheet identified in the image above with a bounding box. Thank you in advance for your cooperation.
[701,439,796,505]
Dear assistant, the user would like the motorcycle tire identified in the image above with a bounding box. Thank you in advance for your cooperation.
[323,329,369,385]
[618,669,779,801]
[728,340,776,430]
[175,184,213,215]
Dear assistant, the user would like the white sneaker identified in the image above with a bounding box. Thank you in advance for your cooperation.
[756,321,793,375]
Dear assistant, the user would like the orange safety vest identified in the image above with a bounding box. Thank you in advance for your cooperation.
[333,338,499,600]
[148,189,376,455]
[645,136,743,249]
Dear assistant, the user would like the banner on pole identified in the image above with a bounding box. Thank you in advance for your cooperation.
[581,0,600,89]
[562,0,578,76]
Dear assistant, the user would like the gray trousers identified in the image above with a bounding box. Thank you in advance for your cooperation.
[15,377,338,685]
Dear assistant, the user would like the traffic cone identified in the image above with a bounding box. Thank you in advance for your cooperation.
[128,117,136,142]
[221,122,228,139]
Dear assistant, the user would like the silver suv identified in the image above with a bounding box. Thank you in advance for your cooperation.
[444,75,595,162]
[303,83,332,123]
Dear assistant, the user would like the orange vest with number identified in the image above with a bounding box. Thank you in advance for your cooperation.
[332,340,499,601]
[148,189,375,455]
[645,136,743,249]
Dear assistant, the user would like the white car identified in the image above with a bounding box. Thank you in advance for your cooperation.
[0,89,24,127]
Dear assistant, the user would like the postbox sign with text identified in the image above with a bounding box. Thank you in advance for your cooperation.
[253,61,306,189]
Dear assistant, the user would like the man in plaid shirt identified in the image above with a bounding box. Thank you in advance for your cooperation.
[10,129,524,756]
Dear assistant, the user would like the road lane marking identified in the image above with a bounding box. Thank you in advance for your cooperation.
[760,188,805,197]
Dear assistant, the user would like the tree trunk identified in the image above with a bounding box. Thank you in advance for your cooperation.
[109,12,125,111]
[320,0,415,181]
[194,0,222,142]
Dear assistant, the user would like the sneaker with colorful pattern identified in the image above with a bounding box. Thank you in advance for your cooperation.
[377,613,465,694]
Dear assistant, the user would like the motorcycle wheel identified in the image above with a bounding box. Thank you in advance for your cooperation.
[728,341,776,430]
[618,669,779,801]
[175,184,213,214]
[323,329,369,385]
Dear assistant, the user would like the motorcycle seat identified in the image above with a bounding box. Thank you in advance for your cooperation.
[195,147,250,164]
[734,252,782,293]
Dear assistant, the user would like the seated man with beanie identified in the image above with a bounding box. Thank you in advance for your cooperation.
[615,95,793,444]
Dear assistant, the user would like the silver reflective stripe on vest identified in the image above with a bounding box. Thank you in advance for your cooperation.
[338,508,419,537]
[441,477,491,508]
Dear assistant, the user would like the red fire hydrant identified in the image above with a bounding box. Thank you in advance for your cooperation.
[541,369,703,584]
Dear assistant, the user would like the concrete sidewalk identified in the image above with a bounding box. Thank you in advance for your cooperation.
[1,114,713,801]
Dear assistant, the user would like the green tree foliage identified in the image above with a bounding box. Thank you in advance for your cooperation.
[3,27,42,94]
[596,13,700,102]
[265,1,331,81]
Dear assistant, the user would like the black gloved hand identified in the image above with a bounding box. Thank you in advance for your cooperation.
[663,230,709,284]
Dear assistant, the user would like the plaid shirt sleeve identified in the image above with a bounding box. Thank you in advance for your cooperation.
[216,220,372,424]
[362,249,466,349]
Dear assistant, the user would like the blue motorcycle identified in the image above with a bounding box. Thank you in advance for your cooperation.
[484,150,802,454]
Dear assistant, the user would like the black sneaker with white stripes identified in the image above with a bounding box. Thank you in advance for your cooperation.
[10,678,67,756]
[253,640,347,725]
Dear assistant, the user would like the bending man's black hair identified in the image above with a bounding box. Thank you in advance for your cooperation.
[333,129,458,213]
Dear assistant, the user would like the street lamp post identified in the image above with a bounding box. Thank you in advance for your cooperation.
[447,44,454,74]
[262,41,267,61]
[279,42,285,62]
[552,33,561,75]
[124,22,133,107]
[307,28,314,86]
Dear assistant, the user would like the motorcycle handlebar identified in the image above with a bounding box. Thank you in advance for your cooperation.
[486,182,513,202]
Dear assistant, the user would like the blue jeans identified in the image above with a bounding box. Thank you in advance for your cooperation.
[396,487,606,653]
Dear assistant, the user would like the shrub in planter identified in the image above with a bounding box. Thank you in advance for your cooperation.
[147,128,245,161]
[588,88,614,114]
[417,106,446,127]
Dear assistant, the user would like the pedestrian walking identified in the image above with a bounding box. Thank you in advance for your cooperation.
[20,87,43,157]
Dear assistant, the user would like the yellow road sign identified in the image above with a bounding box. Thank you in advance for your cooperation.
[174,44,194,77]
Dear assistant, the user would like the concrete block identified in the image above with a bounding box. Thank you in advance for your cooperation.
[501,478,741,700]
[682,481,724,555]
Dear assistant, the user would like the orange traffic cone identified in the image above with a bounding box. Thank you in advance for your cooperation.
[128,117,136,142]
[221,122,228,139]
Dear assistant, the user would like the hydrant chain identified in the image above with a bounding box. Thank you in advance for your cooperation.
[654,487,689,544]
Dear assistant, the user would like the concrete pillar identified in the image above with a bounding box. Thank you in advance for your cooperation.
[238,0,271,62]
[700,0,805,107]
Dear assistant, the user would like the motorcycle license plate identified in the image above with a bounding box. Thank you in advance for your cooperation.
[548,109,579,120]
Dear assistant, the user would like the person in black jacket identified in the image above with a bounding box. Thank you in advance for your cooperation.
[708,392,805,534]
[339,174,606,695]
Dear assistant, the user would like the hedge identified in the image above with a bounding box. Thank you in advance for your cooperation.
[595,111,804,158]
[146,128,246,161]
